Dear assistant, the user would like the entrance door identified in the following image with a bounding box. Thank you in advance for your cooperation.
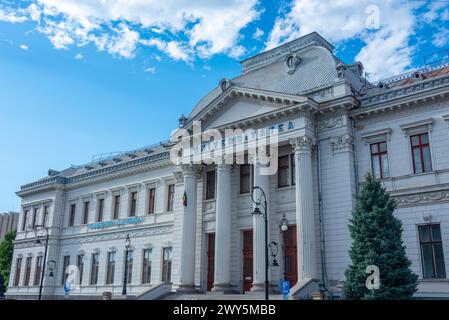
[242,230,253,292]
[207,233,215,291]
[284,225,298,285]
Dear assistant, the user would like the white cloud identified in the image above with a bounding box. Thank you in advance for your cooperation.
[0,0,260,62]
[432,28,449,48]
[144,67,156,74]
[75,53,83,60]
[265,0,418,80]
[142,38,192,62]
[253,27,264,40]
[20,44,29,50]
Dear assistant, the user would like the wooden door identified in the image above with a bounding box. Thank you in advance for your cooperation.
[284,225,298,285]
[242,230,253,292]
[207,233,215,291]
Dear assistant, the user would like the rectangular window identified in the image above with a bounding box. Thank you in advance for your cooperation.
[162,247,173,283]
[125,250,133,284]
[278,155,290,187]
[43,206,50,227]
[32,208,39,229]
[97,198,104,222]
[240,164,251,194]
[106,252,116,285]
[167,184,175,212]
[22,210,29,231]
[130,192,138,217]
[142,249,152,284]
[148,188,156,214]
[77,254,84,285]
[90,253,99,285]
[69,204,76,227]
[113,195,120,220]
[419,224,446,279]
[206,170,216,200]
[83,202,90,225]
[62,256,70,285]
[24,256,32,286]
[370,141,390,179]
[14,257,22,286]
[34,256,42,286]
[411,133,432,174]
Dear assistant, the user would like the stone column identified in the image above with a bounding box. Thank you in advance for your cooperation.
[290,135,317,281]
[177,165,200,291]
[212,164,232,292]
[251,160,270,292]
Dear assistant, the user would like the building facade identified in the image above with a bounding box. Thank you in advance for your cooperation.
[0,212,19,242]
[7,32,449,299]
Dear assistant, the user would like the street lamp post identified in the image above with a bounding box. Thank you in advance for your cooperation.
[279,214,289,282]
[251,186,269,301]
[35,225,49,301]
[122,234,131,296]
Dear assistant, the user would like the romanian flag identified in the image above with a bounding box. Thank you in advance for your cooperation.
[182,191,187,207]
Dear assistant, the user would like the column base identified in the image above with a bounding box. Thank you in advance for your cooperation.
[211,283,234,294]
[250,282,267,292]
[176,284,197,293]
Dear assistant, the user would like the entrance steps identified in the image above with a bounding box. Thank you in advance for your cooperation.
[161,292,284,300]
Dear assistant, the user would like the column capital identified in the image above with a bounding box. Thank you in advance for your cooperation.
[181,164,203,179]
[290,135,316,154]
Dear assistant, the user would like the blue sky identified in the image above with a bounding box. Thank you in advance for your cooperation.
[0,0,448,212]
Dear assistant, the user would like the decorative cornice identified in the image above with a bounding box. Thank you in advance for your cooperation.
[330,133,353,154]
[394,190,449,207]
[290,135,316,154]
[18,152,171,197]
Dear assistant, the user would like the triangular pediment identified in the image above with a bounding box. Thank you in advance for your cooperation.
[188,86,312,130]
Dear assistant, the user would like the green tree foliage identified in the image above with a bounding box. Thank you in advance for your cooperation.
[342,174,418,299]
[0,230,17,293]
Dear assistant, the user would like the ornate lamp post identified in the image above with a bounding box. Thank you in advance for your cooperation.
[251,186,269,301]
[122,234,131,296]
[279,214,289,282]
[34,225,49,300]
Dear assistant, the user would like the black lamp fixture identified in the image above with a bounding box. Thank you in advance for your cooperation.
[122,233,131,296]
[279,214,289,232]
[34,225,50,301]
[251,186,269,301]
[269,241,279,267]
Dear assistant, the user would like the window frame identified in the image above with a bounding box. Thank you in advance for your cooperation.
[24,256,32,286]
[419,224,446,279]
[148,188,156,214]
[205,170,216,200]
[277,155,290,188]
[83,201,90,225]
[43,205,50,227]
[22,209,29,231]
[34,256,42,286]
[97,198,104,222]
[113,195,121,220]
[77,254,85,285]
[61,255,70,285]
[370,141,390,179]
[410,133,432,174]
[90,253,99,285]
[161,247,173,283]
[142,249,152,284]
[125,250,134,284]
[239,164,252,194]
[106,251,116,285]
[167,184,175,212]
[14,257,22,287]
[69,204,76,227]
[129,191,138,217]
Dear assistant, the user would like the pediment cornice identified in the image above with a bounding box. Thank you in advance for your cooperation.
[184,85,318,130]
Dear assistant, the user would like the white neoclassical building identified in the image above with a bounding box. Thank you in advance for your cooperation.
[7,32,449,300]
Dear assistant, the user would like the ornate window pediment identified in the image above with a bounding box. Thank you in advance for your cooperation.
[361,128,392,145]
[400,118,433,136]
